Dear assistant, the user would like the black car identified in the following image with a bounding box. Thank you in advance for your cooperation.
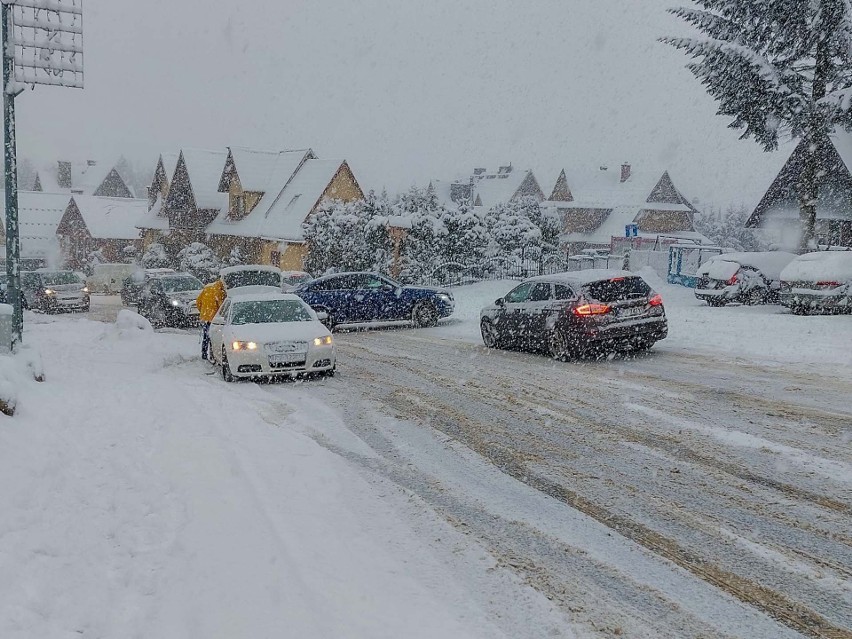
[480,271,667,359]
[137,272,204,328]
[20,270,90,313]
[296,272,455,329]
[121,268,177,306]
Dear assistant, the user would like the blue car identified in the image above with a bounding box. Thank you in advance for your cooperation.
[296,272,455,329]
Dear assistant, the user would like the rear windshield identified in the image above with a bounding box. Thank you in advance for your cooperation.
[584,276,650,303]
[41,272,82,286]
[222,271,281,289]
[231,300,313,325]
[161,276,203,293]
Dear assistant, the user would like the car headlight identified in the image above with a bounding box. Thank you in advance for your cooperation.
[43,288,55,295]
[231,341,258,351]
[81,286,89,293]
[170,298,184,307]
[313,335,333,346]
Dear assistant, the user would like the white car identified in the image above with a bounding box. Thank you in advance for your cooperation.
[779,251,852,315]
[209,293,336,381]
[694,251,797,306]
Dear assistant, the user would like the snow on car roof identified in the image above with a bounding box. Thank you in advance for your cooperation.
[696,251,797,280]
[780,251,852,282]
[219,265,283,276]
[527,269,639,286]
[229,292,305,303]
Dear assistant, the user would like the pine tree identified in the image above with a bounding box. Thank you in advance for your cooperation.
[664,1,852,251]
[490,200,542,263]
[695,205,765,251]
[140,243,172,269]
[439,201,488,265]
[396,186,448,281]
[177,242,220,283]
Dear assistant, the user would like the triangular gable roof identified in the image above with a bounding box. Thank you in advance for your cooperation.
[207,158,359,242]
[545,166,692,211]
[747,131,852,227]
[219,147,313,194]
[550,169,573,202]
[61,196,148,240]
[473,169,543,210]
[177,149,229,210]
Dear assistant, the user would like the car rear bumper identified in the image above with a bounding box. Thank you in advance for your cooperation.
[41,295,90,311]
[579,317,668,350]
[695,286,735,301]
[780,290,851,312]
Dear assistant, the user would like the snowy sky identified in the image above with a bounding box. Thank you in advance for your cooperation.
[18,0,792,210]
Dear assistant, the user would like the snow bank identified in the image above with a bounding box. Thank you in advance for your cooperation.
[781,251,852,283]
[112,309,153,339]
[0,345,45,416]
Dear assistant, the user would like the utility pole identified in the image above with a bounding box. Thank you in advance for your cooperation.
[3,1,23,347]
[1,0,84,349]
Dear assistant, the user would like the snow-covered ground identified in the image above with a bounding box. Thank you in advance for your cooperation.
[0,279,850,638]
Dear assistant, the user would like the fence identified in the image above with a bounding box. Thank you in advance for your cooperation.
[625,249,670,281]
[416,253,627,287]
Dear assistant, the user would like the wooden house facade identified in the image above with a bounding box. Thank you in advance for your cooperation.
[56,196,147,269]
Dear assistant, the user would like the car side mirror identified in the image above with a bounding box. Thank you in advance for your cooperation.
[315,311,329,321]
[495,298,505,307]
[382,284,394,293]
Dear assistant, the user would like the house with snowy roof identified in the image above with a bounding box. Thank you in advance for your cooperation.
[0,191,77,267]
[543,163,704,255]
[138,152,181,245]
[430,165,545,210]
[746,131,852,248]
[56,196,148,270]
[27,159,135,199]
[206,147,363,269]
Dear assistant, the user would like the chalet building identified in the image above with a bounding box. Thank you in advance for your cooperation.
[431,165,545,210]
[746,132,852,248]
[56,196,147,270]
[544,163,705,255]
[139,146,364,270]
[28,159,135,198]
[206,147,364,269]
[0,191,72,266]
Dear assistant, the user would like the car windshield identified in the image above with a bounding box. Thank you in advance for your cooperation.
[161,276,203,293]
[230,300,313,325]
[584,277,650,303]
[41,272,82,286]
[222,270,281,289]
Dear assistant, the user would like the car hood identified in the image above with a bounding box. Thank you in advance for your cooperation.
[225,320,331,344]
[47,283,86,293]
[167,290,202,303]
[227,285,282,296]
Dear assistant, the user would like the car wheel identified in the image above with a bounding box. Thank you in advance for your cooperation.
[412,301,439,328]
[221,348,235,382]
[480,320,501,349]
[707,298,727,307]
[319,308,336,331]
[548,329,571,361]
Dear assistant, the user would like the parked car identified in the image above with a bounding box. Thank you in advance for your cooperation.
[779,251,852,315]
[281,270,313,291]
[480,270,667,359]
[209,292,336,381]
[220,265,283,296]
[694,251,797,306]
[20,270,90,313]
[296,272,455,329]
[137,272,204,327]
[88,263,137,294]
[121,268,176,306]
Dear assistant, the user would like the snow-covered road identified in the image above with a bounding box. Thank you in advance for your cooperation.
[1,281,850,638]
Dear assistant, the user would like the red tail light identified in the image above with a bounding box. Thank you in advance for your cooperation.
[648,294,663,307]
[816,281,841,289]
[727,274,739,286]
[573,303,611,316]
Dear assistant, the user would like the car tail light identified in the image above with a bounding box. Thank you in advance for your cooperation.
[815,281,841,289]
[609,276,625,282]
[648,293,663,307]
[573,303,611,316]
[727,272,739,286]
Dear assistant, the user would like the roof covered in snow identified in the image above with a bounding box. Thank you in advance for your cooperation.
[431,166,543,210]
[224,148,313,194]
[67,196,148,240]
[207,157,346,242]
[33,159,133,197]
[136,196,170,231]
[0,191,71,258]
[180,149,229,210]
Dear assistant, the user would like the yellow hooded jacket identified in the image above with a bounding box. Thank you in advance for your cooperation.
[196,280,227,323]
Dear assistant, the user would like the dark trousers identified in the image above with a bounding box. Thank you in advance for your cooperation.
[201,322,211,359]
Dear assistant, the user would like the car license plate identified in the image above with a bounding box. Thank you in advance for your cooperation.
[269,352,305,364]
[620,307,644,318]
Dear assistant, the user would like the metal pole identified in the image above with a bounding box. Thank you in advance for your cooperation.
[2,3,22,347]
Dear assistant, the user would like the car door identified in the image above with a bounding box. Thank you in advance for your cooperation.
[525,283,556,345]
[354,274,404,321]
[497,282,533,344]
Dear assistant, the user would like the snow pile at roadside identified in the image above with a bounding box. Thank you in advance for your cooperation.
[0,345,45,416]
[112,309,153,339]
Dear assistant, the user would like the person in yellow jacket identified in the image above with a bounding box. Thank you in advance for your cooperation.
[196,279,227,361]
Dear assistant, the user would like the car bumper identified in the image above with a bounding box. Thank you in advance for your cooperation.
[227,344,336,378]
[166,307,201,327]
[41,295,90,311]
[695,286,735,301]
[580,317,668,349]
[780,290,850,312]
